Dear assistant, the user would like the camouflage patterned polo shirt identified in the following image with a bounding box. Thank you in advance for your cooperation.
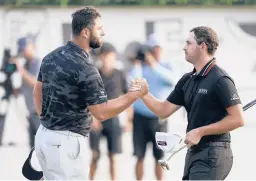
[37,41,108,136]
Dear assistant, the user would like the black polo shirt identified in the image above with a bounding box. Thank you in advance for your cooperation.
[167,58,241,144]
[37,41,108,136]
[98,69,128,122]
[99,69,128,100]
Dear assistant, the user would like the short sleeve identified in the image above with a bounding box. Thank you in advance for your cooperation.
[214,76,241,108]
[78,68,108,106]
[166,75,186,106]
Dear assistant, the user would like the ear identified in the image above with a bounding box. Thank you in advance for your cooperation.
[81,28,90,39]
[201,42,207,50]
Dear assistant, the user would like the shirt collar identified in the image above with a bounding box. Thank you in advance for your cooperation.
[66,41,89,58]
[192,58,216,77]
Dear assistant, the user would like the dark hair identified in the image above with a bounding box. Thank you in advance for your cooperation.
[190,26,219,55]
[71,6,101,36]
[123,41,141,62]
[135,44,151,62]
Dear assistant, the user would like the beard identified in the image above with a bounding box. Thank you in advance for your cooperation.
[89,35,102,49]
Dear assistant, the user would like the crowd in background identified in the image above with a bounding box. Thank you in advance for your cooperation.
[0,32,184,180]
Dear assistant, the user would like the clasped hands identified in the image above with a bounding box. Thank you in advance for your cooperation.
[129,77,149,97]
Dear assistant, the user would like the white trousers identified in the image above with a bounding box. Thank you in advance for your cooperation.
[35,124,89,180]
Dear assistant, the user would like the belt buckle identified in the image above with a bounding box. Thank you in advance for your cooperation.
[224,142,229,148]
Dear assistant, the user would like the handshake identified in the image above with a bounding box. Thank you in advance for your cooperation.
[129,78,149,97]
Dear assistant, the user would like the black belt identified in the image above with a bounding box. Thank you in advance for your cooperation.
[188,141,230,152]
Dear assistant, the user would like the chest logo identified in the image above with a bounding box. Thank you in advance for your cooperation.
[198,88,208,94]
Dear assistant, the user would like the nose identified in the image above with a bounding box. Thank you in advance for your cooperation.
[183,44,187,51]
[101,30,105,37]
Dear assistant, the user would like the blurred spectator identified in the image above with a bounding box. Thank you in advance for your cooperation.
[89,42,133,180]
[146,33,180,96]
[128,34,179,180]
[122,41,142,72]
[11,36,41,148]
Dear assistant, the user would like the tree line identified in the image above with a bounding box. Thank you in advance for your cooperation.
[0,0,255,7]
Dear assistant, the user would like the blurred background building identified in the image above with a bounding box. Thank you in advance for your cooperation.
[0,0,256,180]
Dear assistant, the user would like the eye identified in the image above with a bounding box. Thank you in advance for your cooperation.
[98,26,103,30]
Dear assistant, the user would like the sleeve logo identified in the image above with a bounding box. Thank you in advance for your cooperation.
[231,93,240,100]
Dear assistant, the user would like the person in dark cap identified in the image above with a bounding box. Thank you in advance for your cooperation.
[12,35,41,149]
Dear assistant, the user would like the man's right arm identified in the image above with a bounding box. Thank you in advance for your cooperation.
[79,69,147,121]
[33,81,42,116]
[141,93,181,119]
[141,74,186,119]
[88,91,141,121]
[33,64,43,117]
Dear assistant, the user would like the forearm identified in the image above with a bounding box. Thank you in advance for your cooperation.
[141,93,165,118]
[200,115,244,136]
[100,92,140,121]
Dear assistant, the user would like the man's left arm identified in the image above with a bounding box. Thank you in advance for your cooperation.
[200,77,245,136]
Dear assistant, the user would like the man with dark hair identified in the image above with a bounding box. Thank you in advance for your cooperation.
[134,26,245,180]
[89,42,133,180]
[33,7,148,180]
[190,26,219,55]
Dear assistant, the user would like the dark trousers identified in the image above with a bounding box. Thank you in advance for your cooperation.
[89,117,122,155]
[133,113,168,160]
[27,113,40,149]
[182,142,233,180]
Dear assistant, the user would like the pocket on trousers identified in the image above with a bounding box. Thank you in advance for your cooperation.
[208,146,232,168]
[208,147,220,168]
[65,137,81,160]
[226,148,233,159]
